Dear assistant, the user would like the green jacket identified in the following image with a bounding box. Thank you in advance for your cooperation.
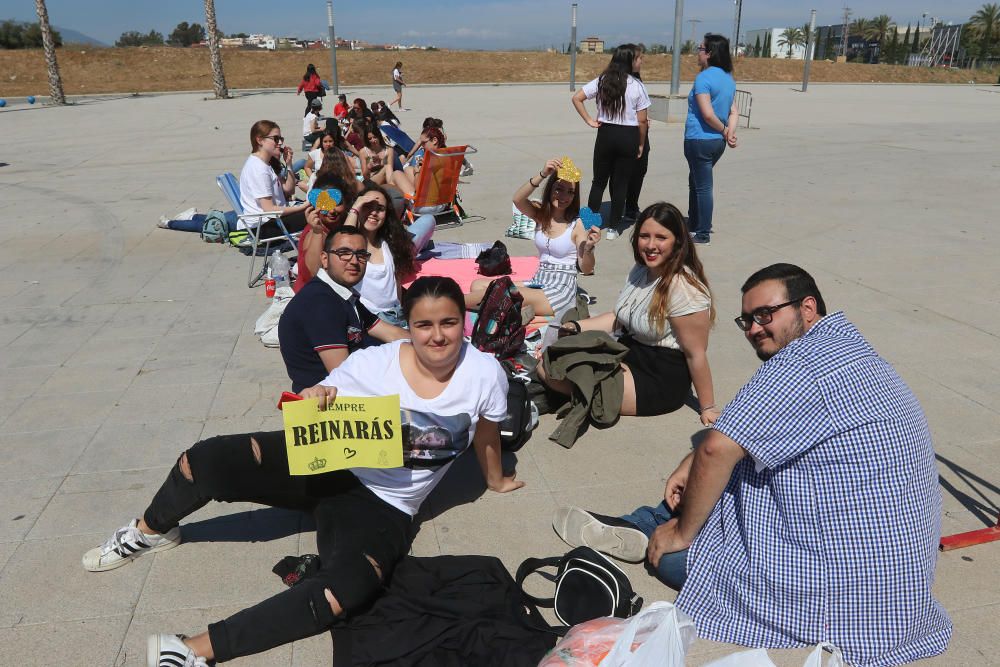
[543,331,628,448]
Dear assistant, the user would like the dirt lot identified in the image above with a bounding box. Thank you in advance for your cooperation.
[1,47,997,98]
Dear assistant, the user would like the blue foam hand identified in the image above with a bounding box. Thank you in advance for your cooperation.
[579,207,603,230]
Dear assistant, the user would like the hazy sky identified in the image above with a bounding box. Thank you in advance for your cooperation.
[0,0,985,48]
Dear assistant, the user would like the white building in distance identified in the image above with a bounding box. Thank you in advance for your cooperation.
[745,27,809,59]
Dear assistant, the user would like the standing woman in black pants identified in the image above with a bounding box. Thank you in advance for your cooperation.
[572,44,651,234]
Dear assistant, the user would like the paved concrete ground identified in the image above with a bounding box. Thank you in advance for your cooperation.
[1,81,998,666]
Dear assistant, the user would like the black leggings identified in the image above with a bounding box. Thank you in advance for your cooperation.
[143,431,411,663]
[588,123,640,230]
[256,209,307,240]
[625,136,650,217]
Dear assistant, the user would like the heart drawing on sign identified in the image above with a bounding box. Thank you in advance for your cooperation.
[343,447,357,459]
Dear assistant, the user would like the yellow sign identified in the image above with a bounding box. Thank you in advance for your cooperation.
[283,395,404,475]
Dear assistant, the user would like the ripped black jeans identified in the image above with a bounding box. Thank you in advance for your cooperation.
[142,430,411,663]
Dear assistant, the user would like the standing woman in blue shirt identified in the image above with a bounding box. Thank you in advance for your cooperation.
[572,44,651,234]
[686,34,738,244]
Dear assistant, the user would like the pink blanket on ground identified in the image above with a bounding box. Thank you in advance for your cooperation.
[402,256,540,293]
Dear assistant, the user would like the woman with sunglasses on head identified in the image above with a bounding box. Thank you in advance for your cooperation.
[240,120,310,236]
[537,202,718,423]
[572,44,650,234]
[343,184,416,327]
[293,174,358,292]
[465,157,600,319]
[685,34,739,245]
[84,275,523,667]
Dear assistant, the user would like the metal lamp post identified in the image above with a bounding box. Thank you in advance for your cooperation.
[570,3,578,91]
[670,0,683,95]
[327,0,339,94]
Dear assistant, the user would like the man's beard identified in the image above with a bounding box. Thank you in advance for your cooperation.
[755,314,805,361]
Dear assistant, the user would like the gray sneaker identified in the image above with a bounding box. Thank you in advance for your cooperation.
[552,506,648,562]
[82,519,181,572]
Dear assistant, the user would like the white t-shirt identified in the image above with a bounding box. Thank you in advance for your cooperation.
[320,340,508,516]
[581,74,652,126]
[393,68,402,83]
[614,265,710,349]
[358,241,400,313]
[239,154,286,228]
[303,112,321,137]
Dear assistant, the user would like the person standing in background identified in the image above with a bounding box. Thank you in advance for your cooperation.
[571,45,650,236]
[390,62,406,110]
[685,34,738,245]
[297,64,324,116]
[624,44,651,226]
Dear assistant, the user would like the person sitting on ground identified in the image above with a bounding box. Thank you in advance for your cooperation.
[343,184,418,328]
[347,97,376,126]
[332,93,349,120]
[304,131,364,194]
[466,157,600,319]
[372,100,401,127]
[302,98,326,147]
[83,275,524,667]
[294,174,358,292]
[552,263,952,666]
[240,120,309,235]
[278,224,408,392]
[362,125,393,185]
[537,202,716,419]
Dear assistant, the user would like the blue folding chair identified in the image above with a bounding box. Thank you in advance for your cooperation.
[216,172,300,288]
[379,123,416,154]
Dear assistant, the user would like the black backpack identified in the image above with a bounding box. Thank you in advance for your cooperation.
[500,377,534,452]
[475,240,513,276]
[516,546,643,631]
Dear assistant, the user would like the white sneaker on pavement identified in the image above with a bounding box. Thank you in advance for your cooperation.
[147,634,208,667]
[82,519,181,572]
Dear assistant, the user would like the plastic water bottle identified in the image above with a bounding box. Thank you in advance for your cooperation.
[606,228,619,240]
[269,251,290,296]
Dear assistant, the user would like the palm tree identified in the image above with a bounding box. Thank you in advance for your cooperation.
[849,18,871,38]
[34,0,65,104]
[203,0,229,99]
[866,14,893,46]
[969,3,1000,55]
[777,27,805,58]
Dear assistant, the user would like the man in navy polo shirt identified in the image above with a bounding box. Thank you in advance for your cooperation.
[279,225,408,393]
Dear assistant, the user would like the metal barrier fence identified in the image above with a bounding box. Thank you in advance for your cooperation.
[734,89,753,128]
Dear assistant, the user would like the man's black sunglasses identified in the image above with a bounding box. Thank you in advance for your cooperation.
[734,298,803,331]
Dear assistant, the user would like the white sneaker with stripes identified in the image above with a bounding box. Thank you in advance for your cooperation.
[147,634,208,667]
[82,519,181,572]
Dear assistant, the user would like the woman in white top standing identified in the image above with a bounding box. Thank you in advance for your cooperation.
[239,119,309,234]
[390,61,405,110]
[538,202,718,422]
[465,157,600,319]
[572,44,651,234]
[343,184,416,327]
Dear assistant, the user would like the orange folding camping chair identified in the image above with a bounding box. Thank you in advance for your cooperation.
[403,144,477,230]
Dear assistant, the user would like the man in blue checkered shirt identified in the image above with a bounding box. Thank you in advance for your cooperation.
[553,264,952,666]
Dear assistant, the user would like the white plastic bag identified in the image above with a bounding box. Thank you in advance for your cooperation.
[253,285,294,348]
[703,648,777,667]
[598,601,697,667]
[802,642,844,667]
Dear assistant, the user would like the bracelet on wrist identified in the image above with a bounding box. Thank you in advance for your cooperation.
[699,404,717,414]
[528,178,540,188]
[350,208,360,215]
[539,170,546,179]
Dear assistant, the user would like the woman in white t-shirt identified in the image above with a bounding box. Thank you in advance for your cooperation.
[539,202,719,422]
[343,184,416,326]
[238,119,309,233]
[571,44,651,233]
[83,276,522,666]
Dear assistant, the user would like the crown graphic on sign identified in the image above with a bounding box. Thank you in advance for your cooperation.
[307,187,343,214]
[308,457,328,472]
[556,157,582,183]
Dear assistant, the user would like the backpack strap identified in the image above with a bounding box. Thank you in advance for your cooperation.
[515,556,562,607]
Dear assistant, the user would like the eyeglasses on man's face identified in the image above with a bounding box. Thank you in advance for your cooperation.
[734,298,803,331]
[327,247,372,262]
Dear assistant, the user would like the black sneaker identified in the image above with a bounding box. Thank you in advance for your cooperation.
[552,506,648,562]
[692,232,711,244]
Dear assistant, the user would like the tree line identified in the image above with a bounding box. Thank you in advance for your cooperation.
[0,20,61,48]
[743,3,999,65]
[116,22,218,47]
